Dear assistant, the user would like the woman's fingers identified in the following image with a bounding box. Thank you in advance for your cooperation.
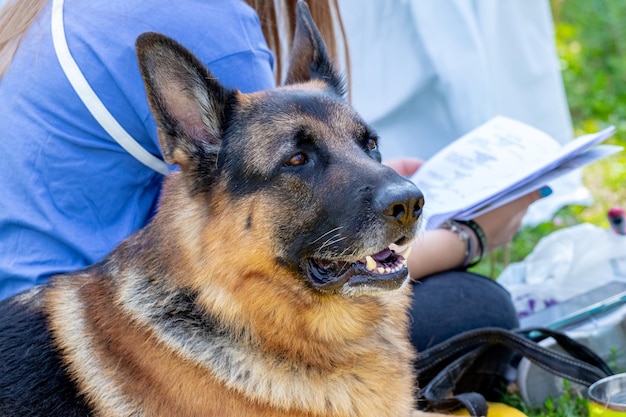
[474,186,552,250]
[384,157,424,177]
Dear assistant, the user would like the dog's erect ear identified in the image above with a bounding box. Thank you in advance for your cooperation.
[136,32,233,170]
[284,0,345,96]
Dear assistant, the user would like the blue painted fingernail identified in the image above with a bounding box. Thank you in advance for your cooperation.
[539,186,553,198]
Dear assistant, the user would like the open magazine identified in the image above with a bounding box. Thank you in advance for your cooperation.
[411,116,621,230]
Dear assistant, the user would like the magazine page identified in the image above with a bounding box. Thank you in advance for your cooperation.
[456,144,622,220]
[411,117,561,228]
[411,116,618,229]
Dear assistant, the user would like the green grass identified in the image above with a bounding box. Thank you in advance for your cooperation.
[471,1,626,415]
[502,380,589,417]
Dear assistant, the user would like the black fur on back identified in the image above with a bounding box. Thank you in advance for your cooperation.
[0,287,92,416]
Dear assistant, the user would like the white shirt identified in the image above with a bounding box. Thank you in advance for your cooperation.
[339,0,587,224]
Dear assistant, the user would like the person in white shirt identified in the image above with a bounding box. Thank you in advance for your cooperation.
[339,0,586,225]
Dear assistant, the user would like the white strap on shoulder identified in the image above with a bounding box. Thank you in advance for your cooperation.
[50,0,169,176]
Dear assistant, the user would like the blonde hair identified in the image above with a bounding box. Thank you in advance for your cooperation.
[0,0,349,87]
[0,0,48,77]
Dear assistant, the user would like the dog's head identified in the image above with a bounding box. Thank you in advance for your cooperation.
[136,1,423,296]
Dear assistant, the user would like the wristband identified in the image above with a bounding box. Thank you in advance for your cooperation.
[440,220,487,268]
[456,220,487,267]
[440,220,474,268]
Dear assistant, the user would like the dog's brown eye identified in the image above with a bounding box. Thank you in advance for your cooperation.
[284,152,308,167]
[367,138,377,151]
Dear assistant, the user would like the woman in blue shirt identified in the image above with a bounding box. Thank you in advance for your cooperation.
[0,0,344,299]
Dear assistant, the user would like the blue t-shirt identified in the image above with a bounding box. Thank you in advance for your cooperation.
[0,0,275,300]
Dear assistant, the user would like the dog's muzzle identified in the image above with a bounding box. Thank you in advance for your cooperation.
[305,242,413,293]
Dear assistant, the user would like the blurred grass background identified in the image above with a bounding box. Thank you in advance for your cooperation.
[489,2,626,415]
[474,0,626,280]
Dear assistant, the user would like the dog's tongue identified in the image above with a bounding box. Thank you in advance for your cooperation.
[372,248,393,262]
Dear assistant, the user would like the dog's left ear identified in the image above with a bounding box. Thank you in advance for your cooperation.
[136,32,234,172]
[284,0,345,96]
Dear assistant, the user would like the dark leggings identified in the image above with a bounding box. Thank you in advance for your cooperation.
[408,270,519,351]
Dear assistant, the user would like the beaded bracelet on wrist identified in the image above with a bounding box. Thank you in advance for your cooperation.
[440,220,473,268]
[440,219,487,268]
[456,220,487,267]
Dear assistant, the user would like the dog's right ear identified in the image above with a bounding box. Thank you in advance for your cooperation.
[136,32,233,171]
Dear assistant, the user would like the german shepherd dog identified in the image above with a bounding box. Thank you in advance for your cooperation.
[0,2,438,416]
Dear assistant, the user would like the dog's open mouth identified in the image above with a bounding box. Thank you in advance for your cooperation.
[305,242,412,292]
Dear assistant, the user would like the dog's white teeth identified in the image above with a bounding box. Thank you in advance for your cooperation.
[364,248,410,275]
[402,246,412,261]
[389,242,413,259]
[365,255,377,271]
[389,242,406,253]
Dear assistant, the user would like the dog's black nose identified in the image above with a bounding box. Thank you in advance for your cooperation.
[377,181,424,227]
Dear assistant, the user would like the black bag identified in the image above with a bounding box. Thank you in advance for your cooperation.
[414,327,614,416]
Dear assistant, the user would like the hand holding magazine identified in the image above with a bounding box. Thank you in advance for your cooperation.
[411,116,621,230]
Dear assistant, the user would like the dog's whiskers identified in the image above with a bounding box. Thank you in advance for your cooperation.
[317,234,347,252]
[309,227,344,244]
[336,248,359,274]
[338,247,358,259]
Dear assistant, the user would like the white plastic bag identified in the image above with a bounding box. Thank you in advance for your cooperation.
[499,223,626,317]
